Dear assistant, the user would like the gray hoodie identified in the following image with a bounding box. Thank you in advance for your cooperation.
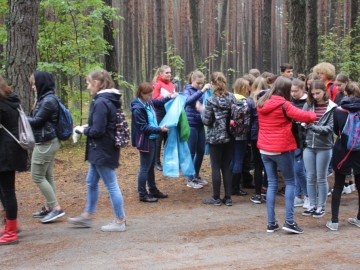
[303,100,337,149]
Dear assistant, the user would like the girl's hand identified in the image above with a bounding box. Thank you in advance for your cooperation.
[202,83,211,93]
[160,125,169,132]
[170,92,178,99]
[196,101,204,112]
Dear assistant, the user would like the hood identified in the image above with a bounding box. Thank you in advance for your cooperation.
[34,71,55,99]
[340,97,360,112]
[207,92,234,109]
[96,88,122,108]
[1,92,20,110]
[130,97,145,112]
[257,95,285,114]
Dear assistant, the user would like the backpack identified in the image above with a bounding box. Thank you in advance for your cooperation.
[114,108,130,148]
[0,105,35,150]
[337,108,360,169]
[52,96,73,140]
[229,98,250,139]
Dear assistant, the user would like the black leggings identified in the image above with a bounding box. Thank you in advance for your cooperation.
[251,140,268,195]
[0,171,17,220]
[331,172,360,223]
[209,142,233,199]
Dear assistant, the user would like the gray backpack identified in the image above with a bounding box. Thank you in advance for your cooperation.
[0,105,35,150]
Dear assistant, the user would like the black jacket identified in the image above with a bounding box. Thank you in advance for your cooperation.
[28,71,59,143]
[333,97,360,175]
[84,89,122,169]
[0,92,28,172]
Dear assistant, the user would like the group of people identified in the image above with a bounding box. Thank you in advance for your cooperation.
[0,61,359,245]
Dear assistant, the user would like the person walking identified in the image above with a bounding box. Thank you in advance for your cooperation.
[28,71,65,224]
[326,82,360,231]
[131,82,177,202]
[0,76,27,245]
[68,70,126,232]
[257,76,316,234]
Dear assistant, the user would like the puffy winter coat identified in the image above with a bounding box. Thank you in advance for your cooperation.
[83,89,121,169]
[302,100,337,149]
[152,76,175,119]
[257,95,317,152]
[0,92,28,172]
[183,84,204,127]
[202,92,235,144]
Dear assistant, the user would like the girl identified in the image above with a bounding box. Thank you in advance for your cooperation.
[257,76,316,234]
[183,70,211,189]
[152,65,175,171]
[199,72,235,206]
[68,70,126,232]
[334,74,349,105]
[0,76,27,244]
[28,71,65,224]
[326,82,360,230]
[302,80,337,218]
[231,78,250,196]
[131,82,177,202]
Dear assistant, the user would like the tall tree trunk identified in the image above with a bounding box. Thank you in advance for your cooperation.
[189,0,201,67]
[5,0,40,113]
[263,0,272,72]
[214,0,228,71]
[306,0,318,73]
[350,0,359,79]
[155,0,163,67]
[103,0,119,88]
[288,0,306,75]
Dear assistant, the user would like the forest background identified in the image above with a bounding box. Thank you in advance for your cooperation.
[1,0,360,123]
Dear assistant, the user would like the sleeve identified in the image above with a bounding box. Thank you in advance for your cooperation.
[284,101,317,124]
[202,100,215,126]
[28,97,58,128]
[134,108,162,135]
[83,101,108,138]
[310,109,335,135]
[152,82,161,99]
[184,89,203,106]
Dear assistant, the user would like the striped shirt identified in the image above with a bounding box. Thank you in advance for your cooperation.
[314,103,328,124]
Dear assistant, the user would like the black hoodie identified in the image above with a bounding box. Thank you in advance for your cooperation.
[28,71,59,143]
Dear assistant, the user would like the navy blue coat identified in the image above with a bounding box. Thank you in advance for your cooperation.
[84,89,121,169]
[130,97,170,152]
[183,84,204,127]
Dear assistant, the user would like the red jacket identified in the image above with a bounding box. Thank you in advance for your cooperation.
[326,80,339,102]
[257,95,317,152]
[152,76,175,99]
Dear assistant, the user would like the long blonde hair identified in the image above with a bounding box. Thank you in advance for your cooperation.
[233,78,250,97]
[211,72,227,96]
[152,65,171,83]
[251,76,268,103]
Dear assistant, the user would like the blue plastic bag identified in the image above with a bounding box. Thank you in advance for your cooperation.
[160,95,195,177]
[202,88,212,156]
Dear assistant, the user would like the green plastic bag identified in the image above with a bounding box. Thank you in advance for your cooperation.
[178,109,190,141]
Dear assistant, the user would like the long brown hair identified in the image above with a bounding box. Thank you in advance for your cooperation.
[210,72,227,96]
[87,70,115,90]
[257,76,292,108]
[0,75,12,100]
[307,80,329,105]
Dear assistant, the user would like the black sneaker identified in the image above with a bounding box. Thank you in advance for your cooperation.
[149,191,168,199]
[250,194,262,204]
[202,197,222,206]
[267,222,279,233]
[302,207,316,216]
[222,198,233,206]
[32,207,51,218]
[139,194,158,203]
[282,221,304,234]
[312,208,325,218]
[41,209,65,223]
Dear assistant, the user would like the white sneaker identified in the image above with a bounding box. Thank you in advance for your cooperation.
[303,196,310,209]
[350,184,356,192]
[343,185,352,194]
[186,180,203,189]
[101,219,126,232]
[294,196,304,207]
[348,217,360,228]
[195,177,208,186]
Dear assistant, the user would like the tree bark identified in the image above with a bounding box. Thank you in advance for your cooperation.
[306,0,318,73]
[5,0,40,114]
[189,0,201,67]
[262,0,272,72]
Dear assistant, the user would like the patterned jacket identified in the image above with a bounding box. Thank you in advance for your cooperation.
[202,92,235,144]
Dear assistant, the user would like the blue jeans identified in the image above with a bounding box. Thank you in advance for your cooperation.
[230,140,247,174]
[261,151,295,224]
[294,149,307,197]
[187,126,205,180]
[138,139,158,197]
[85,164,125,219]
[303,148,332,209]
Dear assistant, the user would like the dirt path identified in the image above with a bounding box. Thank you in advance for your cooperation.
[0,146,359,269]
